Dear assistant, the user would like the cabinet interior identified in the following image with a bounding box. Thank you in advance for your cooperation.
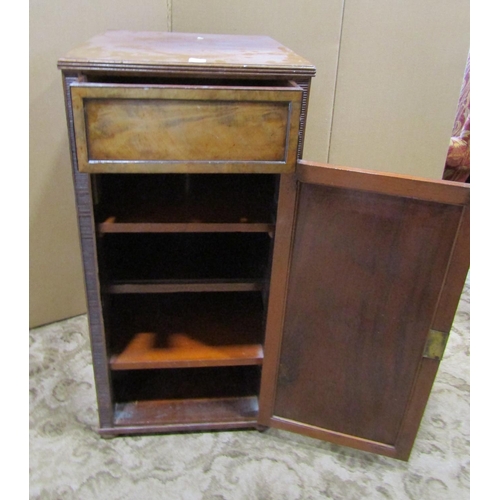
[93,173,278,429]
[112,366,260,428]
[95,174,277,232]
[84,74,293,88]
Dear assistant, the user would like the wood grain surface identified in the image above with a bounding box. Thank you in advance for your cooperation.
[62,75,115,429]
[260,163,469,459]
[71,84,302,173]
[273,184,463,444]
[107,293,265,370]
[57,31,316,76]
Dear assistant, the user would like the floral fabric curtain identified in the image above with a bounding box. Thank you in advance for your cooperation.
[443,53,470,182]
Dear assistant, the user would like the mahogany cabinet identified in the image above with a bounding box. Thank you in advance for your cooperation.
[59,31,469,461]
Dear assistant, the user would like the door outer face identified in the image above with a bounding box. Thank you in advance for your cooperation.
[258,160,469,460]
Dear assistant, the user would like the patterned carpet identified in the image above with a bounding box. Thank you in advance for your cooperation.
[29,278,469,499]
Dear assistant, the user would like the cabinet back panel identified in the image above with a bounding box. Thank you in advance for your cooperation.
[274,184,463,445]
[113,365,261,402]
[96,173,277,227]
[100,233,271,282]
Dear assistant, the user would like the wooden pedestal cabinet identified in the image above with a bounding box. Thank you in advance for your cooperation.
[59,31,469,461]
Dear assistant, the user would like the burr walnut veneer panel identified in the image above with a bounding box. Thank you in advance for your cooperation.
[70,84,302,173]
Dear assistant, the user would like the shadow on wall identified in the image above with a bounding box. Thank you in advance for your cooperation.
[29,79,86,327]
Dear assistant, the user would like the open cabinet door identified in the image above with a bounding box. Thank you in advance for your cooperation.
[258,160,469,460]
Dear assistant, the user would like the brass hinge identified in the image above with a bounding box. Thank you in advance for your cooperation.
[423,329,449,360]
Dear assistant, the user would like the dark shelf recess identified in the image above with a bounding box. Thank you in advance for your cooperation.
[96,174,278,233]
[111,366,260,430]
[100,232,272,286]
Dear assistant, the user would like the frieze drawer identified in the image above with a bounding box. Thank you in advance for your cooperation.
[70,83,302,174]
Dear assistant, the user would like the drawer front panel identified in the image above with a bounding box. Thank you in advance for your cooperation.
[70,84,302,173]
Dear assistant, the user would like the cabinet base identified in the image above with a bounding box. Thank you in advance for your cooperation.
[99,395,259,436]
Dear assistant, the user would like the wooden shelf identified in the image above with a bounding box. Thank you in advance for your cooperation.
[106,279,264,294]
[100,220,274,234]
[110,332,263,369]
[110,365,260,431]
[113,396,258,430]
[107,293,265,370]
[96,174,277,234]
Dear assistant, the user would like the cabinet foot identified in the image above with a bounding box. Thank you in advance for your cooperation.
[101,434,116,439]
[99,430,118,439]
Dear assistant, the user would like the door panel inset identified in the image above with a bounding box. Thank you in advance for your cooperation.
[259,161,469,459]
[274,184,462,445]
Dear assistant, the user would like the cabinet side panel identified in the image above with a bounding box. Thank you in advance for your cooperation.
[273,184,463,445]
[63,75,114,428]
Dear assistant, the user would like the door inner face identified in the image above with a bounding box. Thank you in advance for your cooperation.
[273,182,463,445]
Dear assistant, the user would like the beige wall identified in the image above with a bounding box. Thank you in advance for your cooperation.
[329,0,470,178]
[174,0,469,178]
[172,0,345,163]
[29,1,171,327]
[30,0,469,327]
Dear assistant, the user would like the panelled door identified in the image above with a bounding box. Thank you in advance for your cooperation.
[259,160,469,460]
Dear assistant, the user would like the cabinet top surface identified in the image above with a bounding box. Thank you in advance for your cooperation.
[58,30,315,75]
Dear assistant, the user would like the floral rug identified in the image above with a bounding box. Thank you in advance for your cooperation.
[29,278,469,499]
